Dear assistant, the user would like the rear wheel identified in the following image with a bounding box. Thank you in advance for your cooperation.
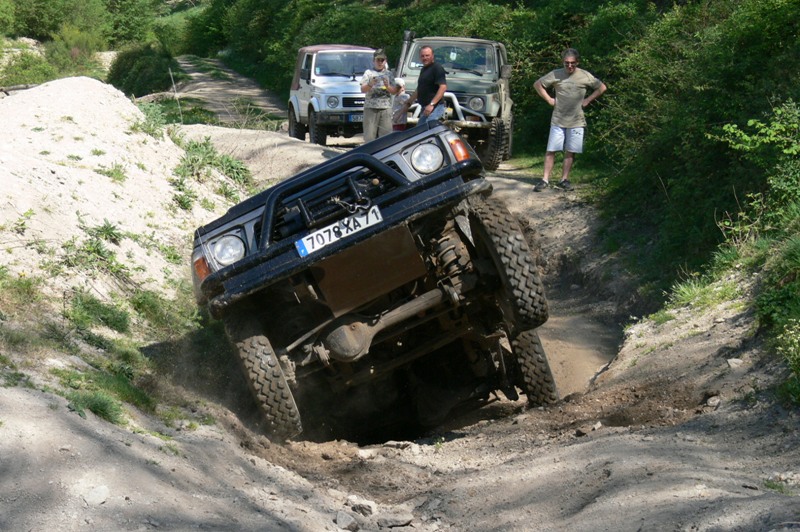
[308,109,327,146]
[512,329,558,406]
[470,197,548,332]
[288,106,306,140]
[224,312,302,441]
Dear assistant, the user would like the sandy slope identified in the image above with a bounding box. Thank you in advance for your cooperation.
[1,75,798,531]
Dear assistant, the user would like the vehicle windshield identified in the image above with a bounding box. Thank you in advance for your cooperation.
[406,43,496,77]
[314,51,374,77]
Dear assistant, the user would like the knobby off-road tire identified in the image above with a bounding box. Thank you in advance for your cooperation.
[308,109,327,146]
[504,115,514,160]
[480,117,507,171]
[470,197,548,332]
[512,329,558,406]
[224,314,302,441]
[288,106,307,140]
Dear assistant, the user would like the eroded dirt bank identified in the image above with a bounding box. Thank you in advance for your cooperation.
[1,75,798,531]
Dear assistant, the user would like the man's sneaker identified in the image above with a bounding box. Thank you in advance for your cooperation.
[557,179,574,191]
[534,180,550,192]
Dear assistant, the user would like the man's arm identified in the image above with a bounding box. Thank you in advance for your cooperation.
[430,84,447,106]
[582,82,607,108]
[360,72,372,94]
[534,79,555,106]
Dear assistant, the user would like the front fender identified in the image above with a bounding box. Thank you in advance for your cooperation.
[288,95,302,120]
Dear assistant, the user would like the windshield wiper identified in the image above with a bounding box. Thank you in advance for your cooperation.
[447,66,484,76]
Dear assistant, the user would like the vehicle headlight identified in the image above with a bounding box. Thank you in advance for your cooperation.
[211,235,246,266]
[327,96,339,108]
[410,143,444,174]
[468,97,485,112]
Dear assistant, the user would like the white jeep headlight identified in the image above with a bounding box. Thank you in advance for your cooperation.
[410,143,444,174]
[468,97,485,112]
[327,96,339,108]
[212,235,246,266]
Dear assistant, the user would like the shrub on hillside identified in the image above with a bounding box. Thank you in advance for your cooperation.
[45,24,106,75]
[107,44,179,97]
[0,51,57,85]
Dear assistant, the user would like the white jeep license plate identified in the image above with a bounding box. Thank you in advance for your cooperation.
[349,114,363,122]
[295,205,383,257]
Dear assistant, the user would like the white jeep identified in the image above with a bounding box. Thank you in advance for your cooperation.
[288,44,375,146]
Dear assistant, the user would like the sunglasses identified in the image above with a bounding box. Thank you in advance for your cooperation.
[375,58,386,62]
[564,61,578,66]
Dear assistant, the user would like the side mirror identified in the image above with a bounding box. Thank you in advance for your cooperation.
[500,64,512,80]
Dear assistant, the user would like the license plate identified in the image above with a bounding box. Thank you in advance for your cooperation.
[349,114,363,122]
[295,205,383,257]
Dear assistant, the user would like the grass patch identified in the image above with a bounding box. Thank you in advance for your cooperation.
[154,97,218,126]
[66,289,130,333]
[67,390,125,424]
[132,102,168,139]
[55,366,155,422]
[86,219,124,245]
[95,163,128,183]
[648,309,675,326]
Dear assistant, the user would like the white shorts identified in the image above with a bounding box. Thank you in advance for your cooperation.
[546,126,584,153]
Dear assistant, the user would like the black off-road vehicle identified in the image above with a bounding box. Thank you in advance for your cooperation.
[191,123,557,442]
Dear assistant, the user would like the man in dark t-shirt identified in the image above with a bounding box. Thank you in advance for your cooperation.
[403,46,447,126]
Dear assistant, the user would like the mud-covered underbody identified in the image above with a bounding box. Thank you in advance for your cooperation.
[222,196,554,442]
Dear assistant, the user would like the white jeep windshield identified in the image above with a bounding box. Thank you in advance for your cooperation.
[406,43,496,77]
[315,51,374,77]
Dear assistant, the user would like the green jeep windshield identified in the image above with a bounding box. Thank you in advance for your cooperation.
[315,51,374,77]
[406,42,496,77]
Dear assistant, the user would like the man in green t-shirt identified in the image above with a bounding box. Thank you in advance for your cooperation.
[533,48,606,192]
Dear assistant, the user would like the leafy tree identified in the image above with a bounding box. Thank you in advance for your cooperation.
[593,0,800,278]
[11,0,71,39]
[0,0,14,35]
[104,0,156,45]
[10,0,108,41]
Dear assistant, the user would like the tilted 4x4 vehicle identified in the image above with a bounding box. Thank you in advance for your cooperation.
[191,123,557,442]
[288,44,374,146]
[396,31,514,171]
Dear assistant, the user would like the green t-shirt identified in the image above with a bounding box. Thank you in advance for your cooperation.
[537,68,603,128]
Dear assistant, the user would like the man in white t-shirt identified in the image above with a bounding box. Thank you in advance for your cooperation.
[360,49,397,141]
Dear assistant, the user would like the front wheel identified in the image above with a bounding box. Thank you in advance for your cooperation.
[288,106,306,140]
[470,197,548,333]
[308,109,327,146]
[224,313,302,441]
[479,117,507,171]
[512,329,558,406]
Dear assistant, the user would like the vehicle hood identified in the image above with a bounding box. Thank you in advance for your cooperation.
[404,77,500,96]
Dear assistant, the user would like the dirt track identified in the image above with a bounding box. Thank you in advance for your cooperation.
[1,64,799,531]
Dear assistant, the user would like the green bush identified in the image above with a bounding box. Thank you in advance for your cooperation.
[0,51,57,85]
[10,0,108,41]
[106,43,180,97]
[0,0,14,35]
[45,24,106,75]
[594,0,800,281]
